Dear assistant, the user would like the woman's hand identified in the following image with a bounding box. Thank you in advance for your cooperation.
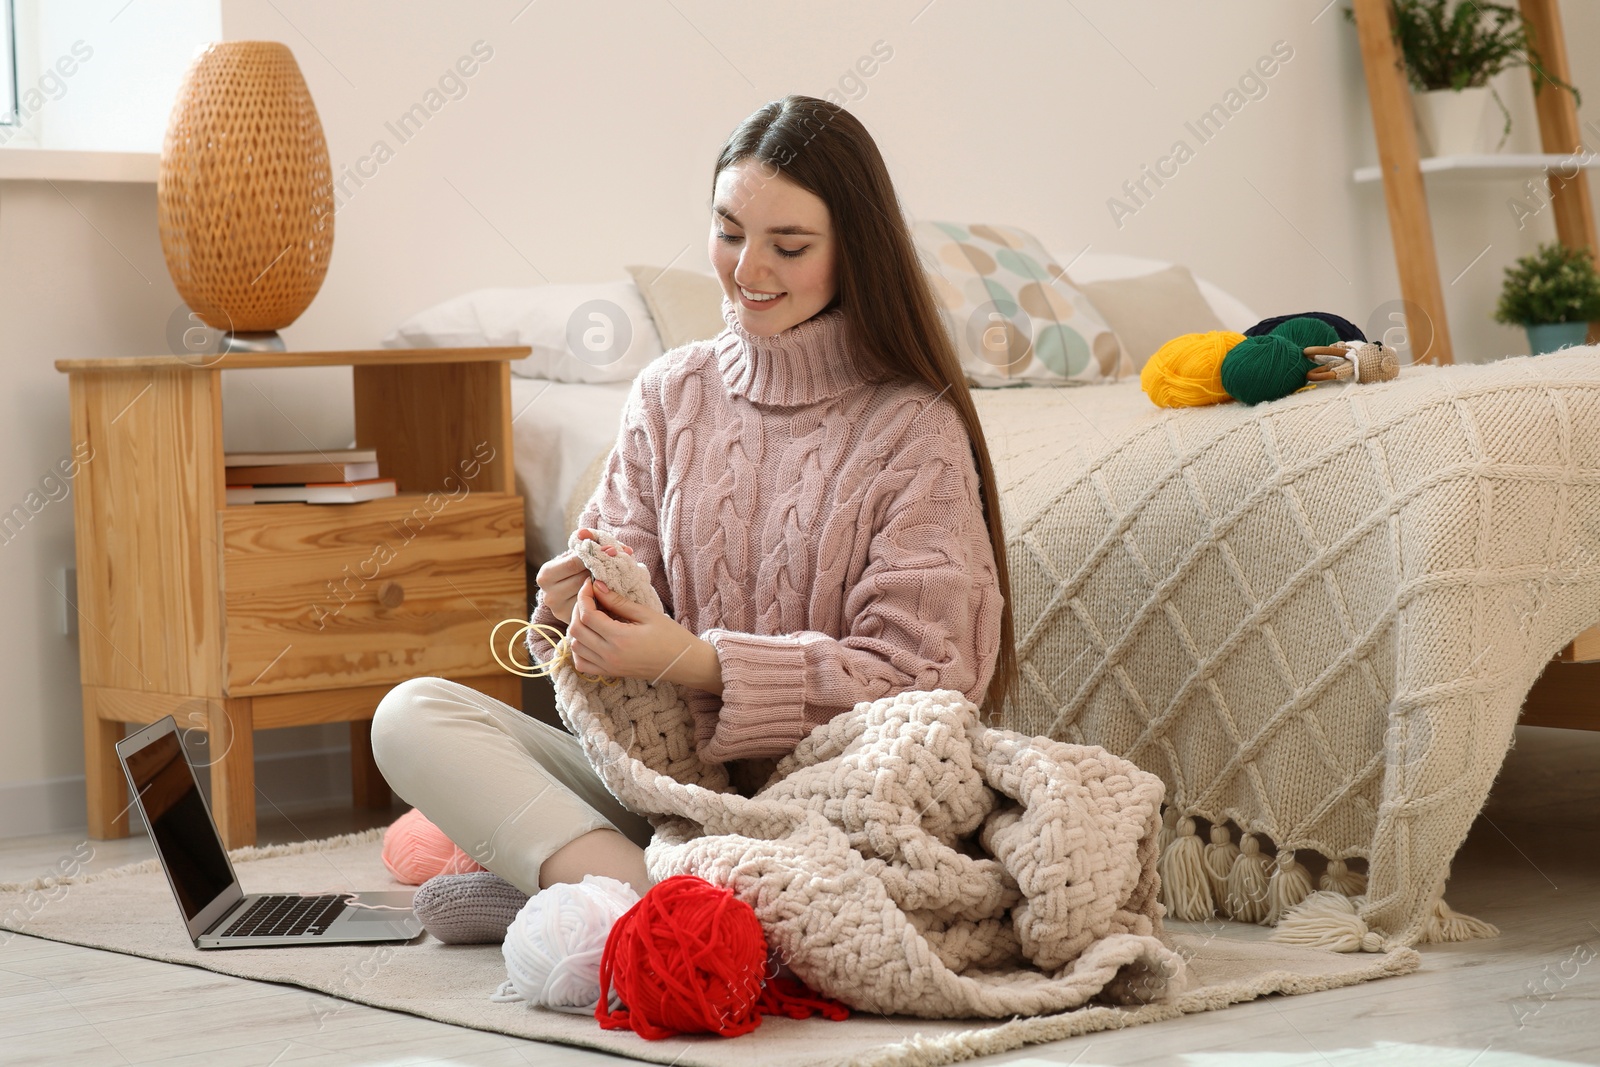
[568,578,723,693]
[534,528,632,626]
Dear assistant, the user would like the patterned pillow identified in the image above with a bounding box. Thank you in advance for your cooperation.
[911,220,1127,386]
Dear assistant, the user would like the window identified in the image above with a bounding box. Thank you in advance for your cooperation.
[3,0,220,153]
[0,0,17,130]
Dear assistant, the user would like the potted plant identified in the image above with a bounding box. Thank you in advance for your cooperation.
[1352,0,1579,156]
[1494,243,1600,354]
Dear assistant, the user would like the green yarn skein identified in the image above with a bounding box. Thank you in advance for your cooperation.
[1220,333,1318,405]
[1266,315,1340,350]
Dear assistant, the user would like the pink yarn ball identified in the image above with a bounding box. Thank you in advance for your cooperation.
[381,807,485,884]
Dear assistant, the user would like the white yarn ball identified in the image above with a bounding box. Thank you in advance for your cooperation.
[491,874,640,1014]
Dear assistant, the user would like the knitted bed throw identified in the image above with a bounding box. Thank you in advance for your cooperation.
[981,349,1600,950]
[537,529,1182,1019]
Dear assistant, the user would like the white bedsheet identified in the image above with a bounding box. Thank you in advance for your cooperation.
[509,377,631,565]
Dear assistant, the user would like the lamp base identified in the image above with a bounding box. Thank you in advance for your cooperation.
[221,331,288,354]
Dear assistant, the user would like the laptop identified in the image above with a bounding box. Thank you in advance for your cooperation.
[117,716,424,949]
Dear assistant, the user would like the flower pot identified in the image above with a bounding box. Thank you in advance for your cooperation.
[1524,321,1589,354]
[1413,87,1492,157]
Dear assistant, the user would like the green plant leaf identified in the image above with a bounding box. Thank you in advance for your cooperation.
[1362,0,1578,107]
[1495,243,1600,325]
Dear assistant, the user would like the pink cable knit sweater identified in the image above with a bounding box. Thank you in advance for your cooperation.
[530,297,1003,763]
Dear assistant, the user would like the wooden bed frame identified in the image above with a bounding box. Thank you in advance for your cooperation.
[1523,630,1600,730]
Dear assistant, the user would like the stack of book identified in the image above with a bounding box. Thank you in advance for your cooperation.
[224,449,398,505]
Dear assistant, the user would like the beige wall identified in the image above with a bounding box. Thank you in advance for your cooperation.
[4,0,1599,834]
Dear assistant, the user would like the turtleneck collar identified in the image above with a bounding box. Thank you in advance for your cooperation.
[716,296,864,407]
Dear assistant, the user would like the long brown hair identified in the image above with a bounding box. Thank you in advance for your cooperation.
[712,94,1017,718]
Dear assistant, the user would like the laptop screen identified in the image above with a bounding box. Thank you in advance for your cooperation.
[122,728,235,920]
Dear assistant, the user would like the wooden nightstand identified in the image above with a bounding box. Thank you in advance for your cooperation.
[55,348,531,847]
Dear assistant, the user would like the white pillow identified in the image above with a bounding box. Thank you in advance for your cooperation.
[1067,253,1260,333]
[382,280,664,384]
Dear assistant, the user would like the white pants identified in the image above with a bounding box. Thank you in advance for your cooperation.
[370,676,654,895]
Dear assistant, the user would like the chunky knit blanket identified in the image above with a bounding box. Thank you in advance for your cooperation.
[538,530,1183,1019]
[981,349,1600,950]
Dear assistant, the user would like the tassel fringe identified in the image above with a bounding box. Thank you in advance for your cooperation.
[1320,858,1366,897]
[1269,889,1501,953]
[1421,896,1500,943]
[1153,813,1496,949]
[1264,850,1313,926]
[1269,891,1386,953]
[1157,817,1214,921]
[1223,833,1272,923]
[1157,806,1180,856]
[1202,824,1238,905]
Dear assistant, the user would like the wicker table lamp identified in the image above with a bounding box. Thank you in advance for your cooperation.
[158,42,334,353]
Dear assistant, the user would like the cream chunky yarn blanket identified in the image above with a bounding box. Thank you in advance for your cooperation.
[981,349,1600,950]
[537,529,1184,1019]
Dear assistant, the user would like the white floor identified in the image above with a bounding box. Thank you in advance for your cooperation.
[2,726,1597,1067]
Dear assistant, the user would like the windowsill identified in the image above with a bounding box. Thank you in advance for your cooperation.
[0,146,159,183]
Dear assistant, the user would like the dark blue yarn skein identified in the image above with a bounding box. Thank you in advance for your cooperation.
[1244,311,1366,342]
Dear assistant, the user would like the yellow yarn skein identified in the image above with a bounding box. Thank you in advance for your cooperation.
[1140,330,1247,408]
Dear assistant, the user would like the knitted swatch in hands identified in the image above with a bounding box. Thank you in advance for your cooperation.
[540,527,1184,1020]
[528,532,731,799]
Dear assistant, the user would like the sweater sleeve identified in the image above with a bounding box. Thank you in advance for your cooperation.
[698,407,1004,761]
[527,374,671,664]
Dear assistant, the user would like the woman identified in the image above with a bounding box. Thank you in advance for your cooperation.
[371,94,1016,939]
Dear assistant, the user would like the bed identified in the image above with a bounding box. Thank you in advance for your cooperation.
[394,245,1600,951]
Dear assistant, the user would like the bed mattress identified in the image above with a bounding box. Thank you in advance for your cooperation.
[508,377,631,566]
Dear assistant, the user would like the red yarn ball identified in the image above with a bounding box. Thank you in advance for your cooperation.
[380,808,484,885]
[595,875,848,1040]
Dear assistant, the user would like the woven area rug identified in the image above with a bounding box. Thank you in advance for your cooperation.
[1,829,1419,1067]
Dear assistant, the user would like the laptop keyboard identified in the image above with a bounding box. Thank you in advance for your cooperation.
[224,894,347,938]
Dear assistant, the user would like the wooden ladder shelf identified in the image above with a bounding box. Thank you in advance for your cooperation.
[1351,0,1599,364]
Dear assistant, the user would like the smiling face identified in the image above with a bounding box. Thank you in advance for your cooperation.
[709,159,838,336]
